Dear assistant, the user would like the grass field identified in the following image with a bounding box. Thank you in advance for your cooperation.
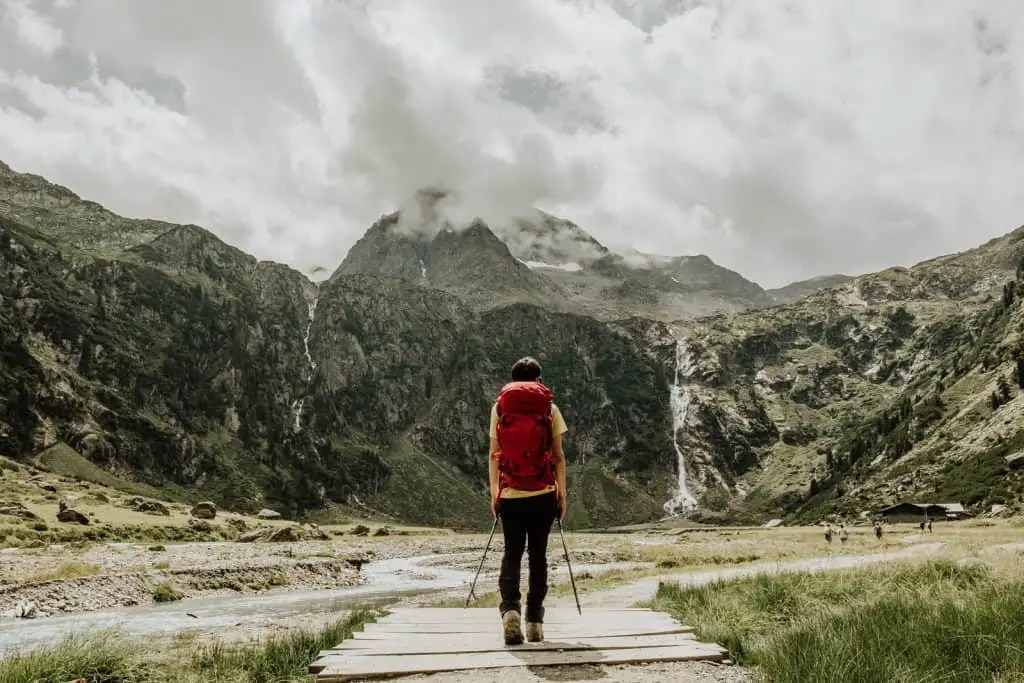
[0,611,375,683]
[648,558,1024,683]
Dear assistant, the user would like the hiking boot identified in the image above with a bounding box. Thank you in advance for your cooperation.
[502,610,523,645]
[525,622,544,643]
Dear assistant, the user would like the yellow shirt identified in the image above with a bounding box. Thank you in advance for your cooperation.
[490,402,567,499]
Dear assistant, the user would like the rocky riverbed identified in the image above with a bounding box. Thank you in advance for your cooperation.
[0,535,492,620]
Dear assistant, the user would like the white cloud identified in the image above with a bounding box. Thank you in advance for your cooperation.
[0,0,1022,286]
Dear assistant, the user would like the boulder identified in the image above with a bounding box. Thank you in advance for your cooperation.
[307,523,330,541]
[136,500,170,516]
[239,529,267,543]
[373,526,391,537]
[351,524,370,537]
[191,501,217,519]
[0,504,40,521]
[13,601,38,619]
[267,526,301,543]
[57,507,90,525]
[227,517,248,532]
[257,509,282,520]
[188,519,213,532]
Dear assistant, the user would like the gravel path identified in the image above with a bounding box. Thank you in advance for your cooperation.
[381,542,947,683]
[552,542,946,609]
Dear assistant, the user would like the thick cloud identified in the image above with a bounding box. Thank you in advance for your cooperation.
[1,0,1022,286]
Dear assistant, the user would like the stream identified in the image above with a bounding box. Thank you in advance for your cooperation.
[0,553,648,655]
[0,554,473,656]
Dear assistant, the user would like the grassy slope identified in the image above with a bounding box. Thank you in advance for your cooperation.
[363,435,491,531]
[649,559,1024,683]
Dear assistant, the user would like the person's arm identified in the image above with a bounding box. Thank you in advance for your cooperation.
[489,435,501,518]
[552,432,566,519]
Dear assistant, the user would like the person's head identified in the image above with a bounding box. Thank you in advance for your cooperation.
[511,356,543,382]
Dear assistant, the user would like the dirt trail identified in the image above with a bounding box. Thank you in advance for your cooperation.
[552,542,946,610]
[385,542,946,683]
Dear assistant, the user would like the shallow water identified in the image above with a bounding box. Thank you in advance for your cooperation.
[0,554,473,655]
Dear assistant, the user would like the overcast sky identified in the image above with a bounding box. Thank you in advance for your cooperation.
[1,0,1022,287]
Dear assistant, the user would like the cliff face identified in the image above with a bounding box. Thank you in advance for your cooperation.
[664,227,1024,522]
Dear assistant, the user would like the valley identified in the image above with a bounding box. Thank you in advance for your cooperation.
[4,158,1024,534]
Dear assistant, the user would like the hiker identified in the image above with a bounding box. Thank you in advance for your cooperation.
[825,526,833,543]
[874,522,883,540]
[928,519,933,533]
[839,524,848,544]
[489,356,568,646]
[919,521,925,532]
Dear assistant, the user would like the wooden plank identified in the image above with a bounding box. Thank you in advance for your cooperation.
[315,644,727,681]
[322,633,698,655]
[345,626,695,640]
[382,608,650,618]
[361,617,680,633]
[376,613,677,624]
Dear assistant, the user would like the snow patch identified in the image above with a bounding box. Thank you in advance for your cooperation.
[523,260,583,273]
[419,259,427,279]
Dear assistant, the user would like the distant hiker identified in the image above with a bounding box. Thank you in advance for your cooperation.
[919,521,926,532]
[489,356,568,646]
[928,519,933,533]
[874,522,883,540]
[824,526,833,543]
[840,525,848,544]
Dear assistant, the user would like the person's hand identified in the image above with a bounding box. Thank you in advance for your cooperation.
[491,493,501,519]
[556,490,566,521]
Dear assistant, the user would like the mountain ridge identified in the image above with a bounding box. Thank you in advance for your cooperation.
[6,158,1024,528]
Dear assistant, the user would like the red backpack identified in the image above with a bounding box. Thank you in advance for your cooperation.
[495,381,555,492]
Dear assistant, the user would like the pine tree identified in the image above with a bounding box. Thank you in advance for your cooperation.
[1016,356,1024,389]
[991,392,1001,411]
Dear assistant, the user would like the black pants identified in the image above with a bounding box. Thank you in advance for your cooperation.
[498,491,558,623]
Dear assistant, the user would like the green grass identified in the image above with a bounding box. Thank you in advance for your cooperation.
[26,561,101,584]
[363,435,490,531]
[32,443,176,501]
[0,610,375,683]
[648,560,1024,682]
[152,581,183,603]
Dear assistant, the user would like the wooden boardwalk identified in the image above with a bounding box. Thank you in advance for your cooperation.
[310,608,728,681]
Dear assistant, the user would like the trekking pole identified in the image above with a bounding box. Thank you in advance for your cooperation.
[465,516,499,607]
[556,518,581,615]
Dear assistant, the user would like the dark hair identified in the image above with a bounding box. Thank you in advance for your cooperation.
[511,356,542,382]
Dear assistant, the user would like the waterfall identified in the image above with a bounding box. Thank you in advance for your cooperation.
[664,338,699,515]
[302,290,319,378]
[291,286,319,433]
[419,259,427,279]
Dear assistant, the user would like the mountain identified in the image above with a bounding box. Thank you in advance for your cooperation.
[7,158,1024,528]
[335,205,567,312]
[340,193,773,321]
[667,226,1024,522]
[769,274,854,304]
[495,210,610,268]
[0,164,680,529]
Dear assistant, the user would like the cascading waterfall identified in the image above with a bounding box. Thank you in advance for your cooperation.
[302,291,319,376]
[291,287,319,433]
[664,338,699,515]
